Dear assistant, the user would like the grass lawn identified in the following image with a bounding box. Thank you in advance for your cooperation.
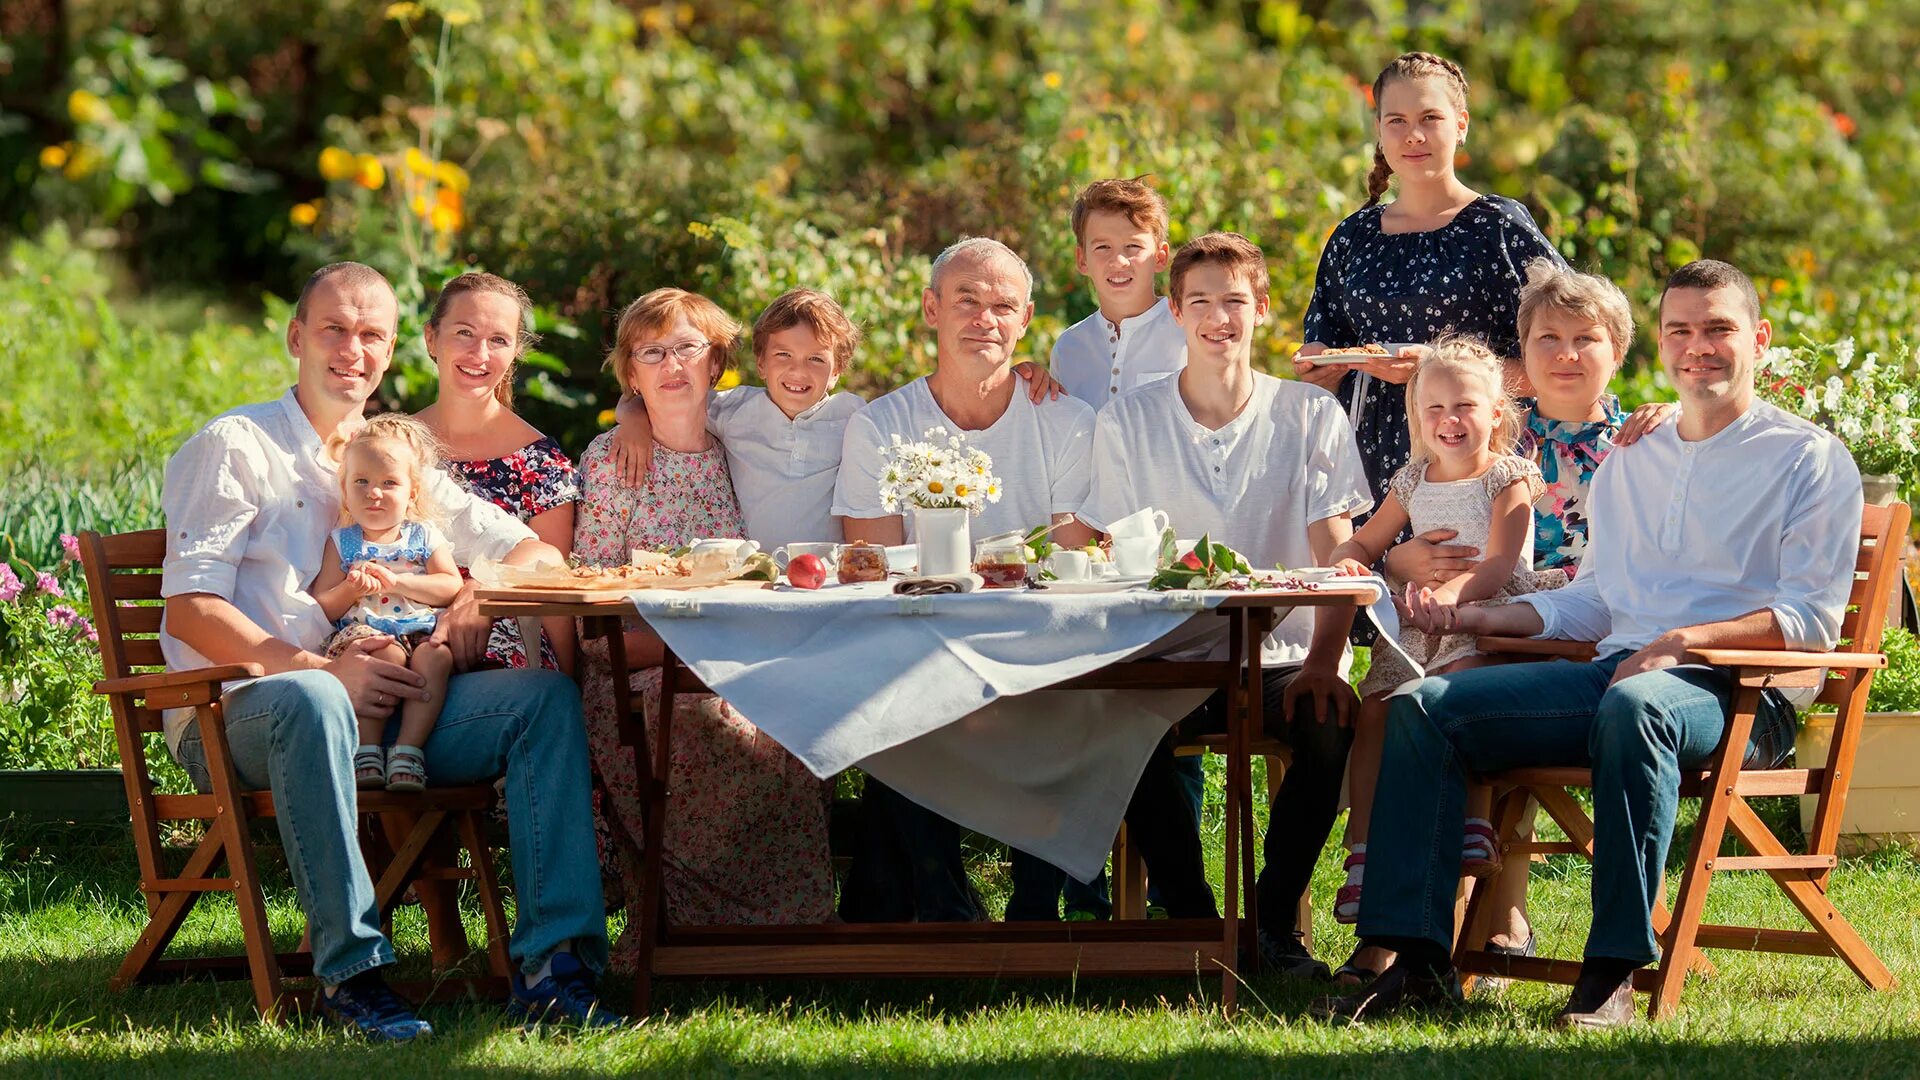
[3,802,1917,1079]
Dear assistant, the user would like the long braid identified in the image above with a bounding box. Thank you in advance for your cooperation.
[1363,51,1472,208]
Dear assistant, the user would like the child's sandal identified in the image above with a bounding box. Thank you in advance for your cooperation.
[1333,849,1366,924]
[353,746,386,789]
[386,745,428,793]
[1462,819,1502,878]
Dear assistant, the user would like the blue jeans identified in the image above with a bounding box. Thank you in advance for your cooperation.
[1357,655,1796,964]
[176,668,609,984]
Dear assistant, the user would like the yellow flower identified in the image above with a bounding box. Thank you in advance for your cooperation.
[597,408,617,427]
[427,199,463,233]
[432,159,470,193]
[38,144,69,170]
[62,145,100,180]
[404,146,432,178]
[288,201,320,227]
[318,146,357,181]
[67,89,111,125]
[715,369,742,391]
[385,2,420,20]
[442,7,474,26]
[410,193,430,217]
[1042,71,1063,90]
[353,154,385,190]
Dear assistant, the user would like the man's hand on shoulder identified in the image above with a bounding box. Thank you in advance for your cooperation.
[324,636,428,720]
[1012,361,1066,402]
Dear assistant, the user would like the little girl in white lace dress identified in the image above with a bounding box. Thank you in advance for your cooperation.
[1325,339,1559,934]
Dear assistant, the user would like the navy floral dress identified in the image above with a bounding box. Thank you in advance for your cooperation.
[1303,194,1564,512]
[1515,396,1627,576]
[445,435,580,669]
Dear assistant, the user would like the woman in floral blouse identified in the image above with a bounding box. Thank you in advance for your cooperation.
[575,288,831,967]
[415,271,579,675]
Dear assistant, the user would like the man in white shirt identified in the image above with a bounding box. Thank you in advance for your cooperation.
[836,237,1174,922]
[1329,260,1863,1029]
[1078,231,1372,976]
[161,263,617,1038]
[1048,178,1187,406]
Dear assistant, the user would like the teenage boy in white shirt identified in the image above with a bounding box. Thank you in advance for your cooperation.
[1329,259,1863,1029]
[161,263,618,1039]
[1049,177,1187,407]
[1077,231,1373,975]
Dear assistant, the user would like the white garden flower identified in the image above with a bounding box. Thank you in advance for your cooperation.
[1834,338,1856,369]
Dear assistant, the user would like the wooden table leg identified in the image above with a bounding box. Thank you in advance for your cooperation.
[1241,608,1269,965]
[598,615,663,1018]
[1219,610,1245,1013]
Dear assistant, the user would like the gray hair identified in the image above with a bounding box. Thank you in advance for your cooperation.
[928,236,1034,305]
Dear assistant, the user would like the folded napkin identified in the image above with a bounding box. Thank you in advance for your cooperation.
[892,573,984,596]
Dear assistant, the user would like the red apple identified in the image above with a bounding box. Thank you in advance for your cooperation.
[1179,550,1204,571]
[787,553,828,590]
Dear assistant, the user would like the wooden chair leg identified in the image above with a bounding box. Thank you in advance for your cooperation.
[1111,823,1145,920]
[112,829,227,991]
[1724,797,1896,990]
[457,810,516,981]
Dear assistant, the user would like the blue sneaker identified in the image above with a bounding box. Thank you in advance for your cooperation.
[318,971,433,1042]
[510,952,626,1029]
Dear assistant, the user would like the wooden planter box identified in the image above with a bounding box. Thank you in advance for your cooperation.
[0,768,129,823]
[1797,712,1920,854]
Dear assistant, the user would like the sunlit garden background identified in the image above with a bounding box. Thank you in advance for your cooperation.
[3,1,1919,1074]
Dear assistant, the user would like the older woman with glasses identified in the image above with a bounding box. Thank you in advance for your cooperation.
[574,288,831,968]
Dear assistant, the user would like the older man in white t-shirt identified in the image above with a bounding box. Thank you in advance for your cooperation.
[834,238,1223,923]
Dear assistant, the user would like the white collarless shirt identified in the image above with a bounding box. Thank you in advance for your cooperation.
[1080,372,1373,665]
[1050,297,1187,407]
[158,389,536,751]
[709,386,865,548]
[834,375,1095,540]
[1516,399,1863,662]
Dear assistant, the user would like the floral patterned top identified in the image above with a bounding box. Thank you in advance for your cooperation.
[445,434,579,669]
[574,432,744,562]
[1514,396,1627,575]
[1303,195,1564,513]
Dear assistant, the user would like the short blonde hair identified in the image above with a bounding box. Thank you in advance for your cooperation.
[1168,231,1269,305]
[1515,259,1634,363]
[1404,335,1521,462]
[606,288,741,395]
[333,413,447,529]
[751,288,861,377]
[1070,177,1170,245]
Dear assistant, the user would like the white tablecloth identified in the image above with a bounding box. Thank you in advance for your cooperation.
[627,579,1397,880]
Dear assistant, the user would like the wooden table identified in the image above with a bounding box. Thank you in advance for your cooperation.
[481,585,1376,1015]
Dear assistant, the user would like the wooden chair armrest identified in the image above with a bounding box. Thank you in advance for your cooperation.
[94,664,266,697]
[1475,636,1599,661]
[1686,648,1885,670]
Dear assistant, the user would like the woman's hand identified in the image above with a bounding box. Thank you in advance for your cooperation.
[1011,361,1066,402]
[1383,529,1481,591]
[1291,343,1348,393]
[1361,344,1426,386]
[1615,401,1677,446]
[1332,557,1373,578]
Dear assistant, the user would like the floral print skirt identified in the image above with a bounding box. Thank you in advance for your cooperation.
[579,638,832,971]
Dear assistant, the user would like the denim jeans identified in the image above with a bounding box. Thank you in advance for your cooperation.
[176,667,609,983]
[1356,655,1796,964]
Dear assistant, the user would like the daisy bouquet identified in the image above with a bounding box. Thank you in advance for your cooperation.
[877,426,1003,514]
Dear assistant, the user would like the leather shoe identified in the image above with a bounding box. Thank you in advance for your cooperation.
[1310,960,1463,1024]
[1552,969,1637,1030]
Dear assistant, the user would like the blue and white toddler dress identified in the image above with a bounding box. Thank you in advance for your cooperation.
[328,521,447,642]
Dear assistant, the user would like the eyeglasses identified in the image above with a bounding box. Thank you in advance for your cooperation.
[632,339,711,365]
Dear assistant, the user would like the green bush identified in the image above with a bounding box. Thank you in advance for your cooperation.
[1868,626,1920,715]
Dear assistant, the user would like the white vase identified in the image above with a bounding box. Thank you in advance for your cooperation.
[913,506,971,577]
[1862,472,1901,507]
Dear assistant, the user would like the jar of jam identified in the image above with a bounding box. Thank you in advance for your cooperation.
[835,541,890,584]
[973,532,1030,589]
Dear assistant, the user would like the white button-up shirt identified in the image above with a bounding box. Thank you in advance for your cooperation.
[1080,372,1373,665]
[834,376,1095,540]
[710,386,865,548]
[1517,399,1863,661]
[1050,297,1187,407]
[158,389,535,751]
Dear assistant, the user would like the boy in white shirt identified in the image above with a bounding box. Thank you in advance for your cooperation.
[1048,177,1187,407]
[1078,232,1373,975]
[612,289,1063,548]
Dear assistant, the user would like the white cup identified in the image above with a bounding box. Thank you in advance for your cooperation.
[1045,549,1092,582]
[1111,536,1159,577]
[1107,507,1172,540]
[773,542,838,569]
[689,538,759,562]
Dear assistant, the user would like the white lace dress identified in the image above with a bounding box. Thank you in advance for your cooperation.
[1361,455,1558,696]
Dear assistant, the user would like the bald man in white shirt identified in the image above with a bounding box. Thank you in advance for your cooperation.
[1327,260,1863,1030]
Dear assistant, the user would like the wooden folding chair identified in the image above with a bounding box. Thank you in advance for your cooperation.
[1453,501,1909,1018]
[79,529,514,1019]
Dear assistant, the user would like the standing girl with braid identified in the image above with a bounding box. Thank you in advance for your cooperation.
[1294,52,1564,519]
